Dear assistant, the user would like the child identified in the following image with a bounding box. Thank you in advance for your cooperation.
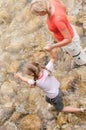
[14,49,86,113]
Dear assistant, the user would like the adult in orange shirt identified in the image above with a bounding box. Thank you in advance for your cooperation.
[29,0,86,68]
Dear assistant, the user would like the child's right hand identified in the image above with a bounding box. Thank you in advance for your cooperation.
[14,73,28,83]
[14,73,22,79]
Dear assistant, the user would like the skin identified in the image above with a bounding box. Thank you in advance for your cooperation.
[44,27,72,51]
[14,73,35,88]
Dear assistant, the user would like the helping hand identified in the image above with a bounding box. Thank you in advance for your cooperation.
[43,44,52,51]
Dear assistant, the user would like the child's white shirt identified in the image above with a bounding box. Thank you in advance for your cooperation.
[28,60,60,99]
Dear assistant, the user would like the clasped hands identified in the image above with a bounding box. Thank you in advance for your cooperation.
[43,43,53,51]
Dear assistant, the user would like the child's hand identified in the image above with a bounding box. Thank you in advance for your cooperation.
[14,73,22,79]
[14,73,28,83]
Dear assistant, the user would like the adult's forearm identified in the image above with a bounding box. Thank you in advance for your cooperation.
[51,39,71,49]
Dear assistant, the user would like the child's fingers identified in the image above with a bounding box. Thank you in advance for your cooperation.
[14,73,19,78]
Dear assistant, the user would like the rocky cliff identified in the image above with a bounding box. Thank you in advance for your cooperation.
[0,0,86,130]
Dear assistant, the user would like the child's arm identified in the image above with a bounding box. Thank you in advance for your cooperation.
[49,50,56,63]
[44,44,56,63]
[14,73,28,83]
[14,73,36,88]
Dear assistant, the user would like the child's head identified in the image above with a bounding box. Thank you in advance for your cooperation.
[24,61,51,81]
[24,62,41,80]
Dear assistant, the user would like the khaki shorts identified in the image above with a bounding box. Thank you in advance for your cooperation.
[62,25,86,65]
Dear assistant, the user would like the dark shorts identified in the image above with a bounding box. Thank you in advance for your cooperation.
[45,89,64,112]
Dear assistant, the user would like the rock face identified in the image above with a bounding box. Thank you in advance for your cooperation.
[0,0,86,130]
[18,114,41,130]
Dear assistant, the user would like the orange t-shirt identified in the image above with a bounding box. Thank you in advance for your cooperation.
[46,0,74,41]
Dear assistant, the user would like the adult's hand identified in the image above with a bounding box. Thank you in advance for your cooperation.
[44,44,52,51]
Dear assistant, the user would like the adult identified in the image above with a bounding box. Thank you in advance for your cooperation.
[29,0,86,68]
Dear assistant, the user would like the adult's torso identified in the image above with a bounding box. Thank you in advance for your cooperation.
[46,0,74,41]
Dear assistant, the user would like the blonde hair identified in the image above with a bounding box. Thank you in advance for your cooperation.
[30,0,50,15]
